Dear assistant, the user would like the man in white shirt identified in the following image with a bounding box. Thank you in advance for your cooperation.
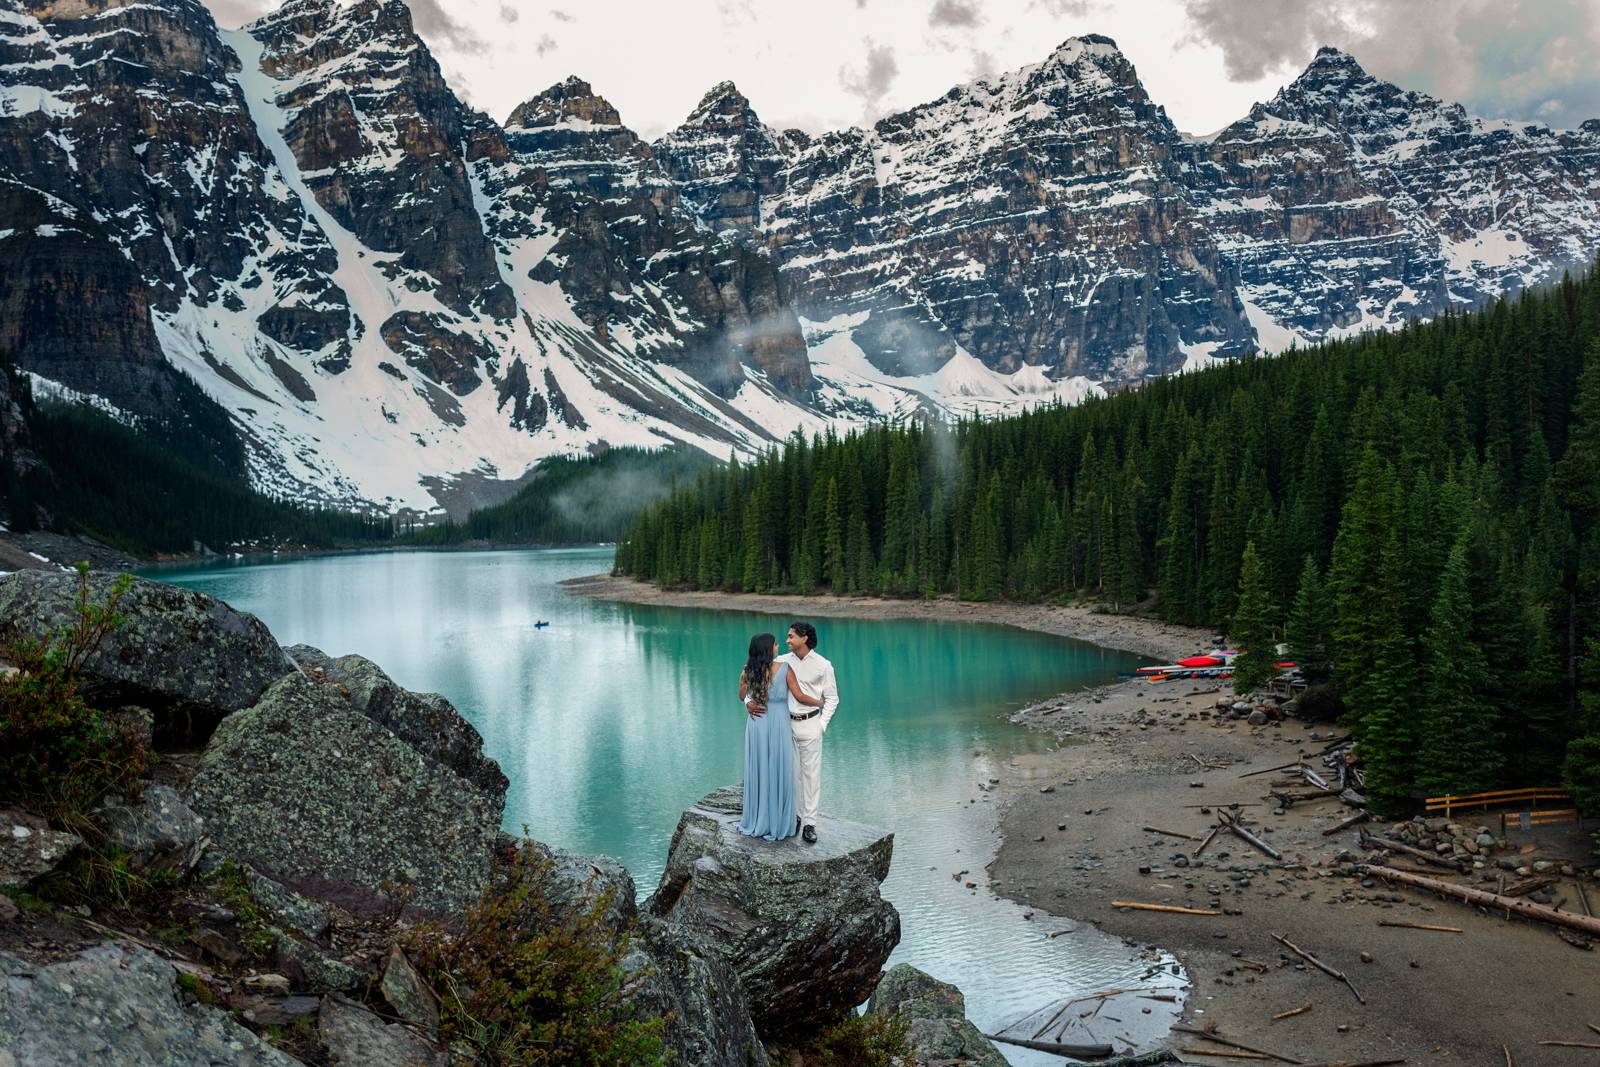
[777,621,838,844]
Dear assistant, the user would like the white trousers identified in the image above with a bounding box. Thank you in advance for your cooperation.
[792,719,824,826]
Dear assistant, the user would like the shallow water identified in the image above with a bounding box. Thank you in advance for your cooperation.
[150,546,1183,1062]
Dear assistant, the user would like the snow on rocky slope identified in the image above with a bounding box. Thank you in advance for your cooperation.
[1,3,1596,512]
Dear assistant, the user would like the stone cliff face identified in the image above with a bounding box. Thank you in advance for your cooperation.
[2,8,1596,510]
[0,0,344,412]
[754,36,1252,381]
[1190,47,1600,345]
[661,38,1600,382]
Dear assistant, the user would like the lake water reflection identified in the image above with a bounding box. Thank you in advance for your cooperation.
[150,547,1182,1063]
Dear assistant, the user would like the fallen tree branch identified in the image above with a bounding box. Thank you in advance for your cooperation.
[1270,932,1365,1004]
[1360,865,1600,938]
[1240,761,1306,779]
[1358,831,1457,869]
[1271,1003,1312,1021]
[1172,1023,1301,1063]
[1221,811,1282,860]
[1144,826,1200,841]
[984,1031,1113,1057]
[1376,921,1462,933]
[1322,812,1370,837]
[1180,1047,1269,1059]
[1112,900,1220,915]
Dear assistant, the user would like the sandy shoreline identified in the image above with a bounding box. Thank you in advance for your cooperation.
[561,573,1212,663]
[572,573,1600,1066]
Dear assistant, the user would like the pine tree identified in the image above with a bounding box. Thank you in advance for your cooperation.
[1230,541,1277,693]
[1285,554,1333,681]
[1414,532,1503,794]
[823,477,844,591]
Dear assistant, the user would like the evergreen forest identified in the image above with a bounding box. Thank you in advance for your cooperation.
[617,266,1600,816]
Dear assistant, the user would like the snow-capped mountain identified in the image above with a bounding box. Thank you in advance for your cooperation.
[1,4,1596,513]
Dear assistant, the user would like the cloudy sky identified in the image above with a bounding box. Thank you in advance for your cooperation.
[204,0,1600,139]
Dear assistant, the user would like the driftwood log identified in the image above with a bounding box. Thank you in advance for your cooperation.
[1360,864,1600,938]
[1321,811,1370,836]
[1358,831,1457,869]
[1221,810,1283,860]
[984,1031,1114,1057]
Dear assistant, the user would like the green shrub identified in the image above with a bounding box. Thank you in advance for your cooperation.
[407,847,666,1067]
[0,565,145,820]
[808,1012,911,1067]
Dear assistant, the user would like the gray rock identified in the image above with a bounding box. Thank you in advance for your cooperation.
[624,915,769,1067]
[0,942,300,1066]
[319,993,451,1066]
[647,785,900,1041]
[0,572,294,733]
[867,964,1007,1067]
[382,947,440,1036]
[101,785,205,866]
[1476,832,1496,849]
[243,866,330,941]
[0,809,80,888]
[186,674,503,916]
[272,930,362,994]
[1247,710,1268,726]
[286,646,506,807]
[519,837,637,933]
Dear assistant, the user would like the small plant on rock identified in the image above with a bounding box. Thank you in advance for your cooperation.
[0,564,144,820]
[807,1011,911,1067]
[407,846,666,1067]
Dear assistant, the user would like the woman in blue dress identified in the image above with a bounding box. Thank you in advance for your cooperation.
[736,632,823,841]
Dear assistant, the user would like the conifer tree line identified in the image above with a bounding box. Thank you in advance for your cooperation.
[619,264,1600,816]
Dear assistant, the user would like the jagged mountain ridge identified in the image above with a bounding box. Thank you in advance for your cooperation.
[1,2,1596,513]
[667,37,1600,380]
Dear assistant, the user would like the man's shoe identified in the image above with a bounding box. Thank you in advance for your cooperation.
[802,824,817,844]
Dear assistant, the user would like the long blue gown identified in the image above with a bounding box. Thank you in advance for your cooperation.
[737,662,797,840]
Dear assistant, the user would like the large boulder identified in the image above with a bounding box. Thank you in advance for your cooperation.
[625,915,770,1067]
[867,964,1007,1067]
[519,837,637,933]
[0,572,293,741]
[0,942,300,1066]
[100,785,205,867]
[287,646,507,807]
[185,674,504,916]
[319,994,453,1066]
[646,785,900,1041]
[0,808,80,888]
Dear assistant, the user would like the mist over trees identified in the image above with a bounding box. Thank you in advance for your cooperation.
[618,264,1600,813]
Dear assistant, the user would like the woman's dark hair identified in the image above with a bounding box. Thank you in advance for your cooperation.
[742,633,777,702]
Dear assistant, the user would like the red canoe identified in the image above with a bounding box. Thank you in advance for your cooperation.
[1177,655,1224,668]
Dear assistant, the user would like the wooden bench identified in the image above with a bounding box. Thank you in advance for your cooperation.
[1424,787,1571,819]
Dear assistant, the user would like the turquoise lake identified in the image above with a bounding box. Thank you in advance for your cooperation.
[148,546,1180,1062]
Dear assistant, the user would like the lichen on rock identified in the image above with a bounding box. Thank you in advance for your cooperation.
[647,785,901,1041]
[185,673,503,916]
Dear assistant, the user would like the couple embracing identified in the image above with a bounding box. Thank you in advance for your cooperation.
[736,622,838,844]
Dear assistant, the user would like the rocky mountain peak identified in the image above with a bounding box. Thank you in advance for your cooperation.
[505,76,625,131]
[683,80,756,127]
[1286,44,1378,95]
